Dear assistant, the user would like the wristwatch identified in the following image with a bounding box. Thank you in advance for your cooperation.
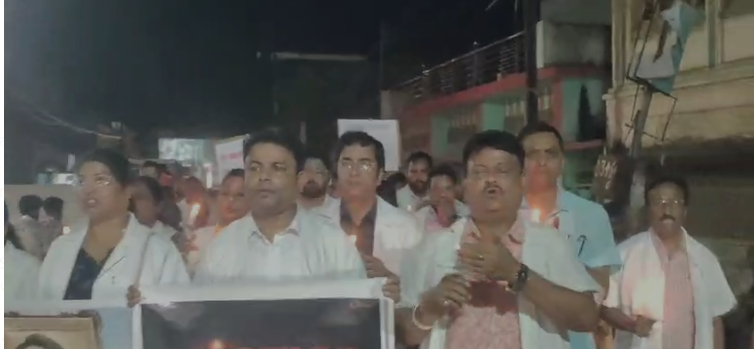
[509,264,530,293]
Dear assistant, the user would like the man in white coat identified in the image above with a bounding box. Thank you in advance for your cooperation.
[396,151,433,212]
[193,128,400,301]
[314,131,423,279]
[601,174,736,349]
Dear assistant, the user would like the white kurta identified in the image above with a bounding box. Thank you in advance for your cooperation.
[193,209,366,284]
[4,243,42,301]
[400,217,600,349]
[37,214,190,303]
[313,196,423,276]
[605,229,737,349]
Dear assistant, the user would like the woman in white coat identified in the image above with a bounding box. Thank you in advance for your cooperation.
[5,203,41,301]
[38,149,190,303]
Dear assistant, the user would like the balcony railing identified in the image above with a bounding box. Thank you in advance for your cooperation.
[394,31,525,103]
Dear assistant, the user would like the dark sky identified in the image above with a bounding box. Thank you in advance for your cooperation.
[6,0,519,133]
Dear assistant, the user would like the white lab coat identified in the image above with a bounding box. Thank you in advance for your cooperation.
[151,220,179,241]
[314,196,423,276]
[185,225,220,276]
[401,217,600,349]
[4,242,41,301]
[605,229,737,349]
[194,209,366,284]
[38,214,190,303]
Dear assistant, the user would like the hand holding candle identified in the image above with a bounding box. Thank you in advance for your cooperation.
[189,203,201,226]
[531,208,541,223]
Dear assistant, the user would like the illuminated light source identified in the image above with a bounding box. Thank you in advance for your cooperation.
[531,209,540,223]
[63,226,71,235]
[349,235,358,244]
[189,204,201,225]
[209,339,225,349]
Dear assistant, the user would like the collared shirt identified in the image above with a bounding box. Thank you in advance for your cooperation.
[522,189,621,349]
[415,201,470,233]
[400,216,599,349]
[445,219,524,349]
[340,200,377,255]
[4,242,41,301]
[396,185,427,212]
[651,234,695,349]
[193,208,366,284]
[605,229,737,349]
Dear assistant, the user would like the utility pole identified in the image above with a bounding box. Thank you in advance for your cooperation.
[523,0,540,125]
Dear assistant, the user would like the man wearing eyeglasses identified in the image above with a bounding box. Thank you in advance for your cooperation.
[314,131,422,296]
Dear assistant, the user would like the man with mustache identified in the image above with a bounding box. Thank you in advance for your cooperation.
[399,130,600,349]
[601,174,736,349]
[396,151,433,212]
[297,152,334,210]
[517,122,621,349]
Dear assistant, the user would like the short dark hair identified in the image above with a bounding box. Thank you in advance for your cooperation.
[644,173,690,206]
[385,172,407,187]
[462,130,525,169]
[304,150,331,172]
[79,148,131,186]
[332,131,386,172]
[406,151,433,168]
[42,197,64,221]
[15,333,65,349]
[429,164,460,185]
[142,160,160,170]
[516,121,564,150]
[18,195,43,217]
[243,127,306,171]
[223,168,245,183]
[132,176,166,204]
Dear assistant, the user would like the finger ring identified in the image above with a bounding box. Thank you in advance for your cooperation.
[477,253,484,261]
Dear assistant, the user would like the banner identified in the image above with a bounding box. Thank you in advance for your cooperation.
[5,300,134,349]
[137,279,394,349]
[215,135,247,183]
[337,119,401,172]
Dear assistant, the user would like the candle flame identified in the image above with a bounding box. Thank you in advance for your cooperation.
[531,209,541,222]
[349,235,358,244]
[209,339,225,349]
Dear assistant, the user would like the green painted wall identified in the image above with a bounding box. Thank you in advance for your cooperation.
[480,102,506,131]
[559,78,605,143]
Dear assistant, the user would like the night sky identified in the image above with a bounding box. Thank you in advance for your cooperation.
[6,0,519,133]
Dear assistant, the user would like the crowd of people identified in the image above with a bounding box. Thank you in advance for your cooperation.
[4,122,749,349]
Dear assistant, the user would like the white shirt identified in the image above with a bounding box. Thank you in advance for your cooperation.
[605,229,737,349]
[400,217,600,349]
[38,214,191,303]
[193,209,366,284]
[151,220,179,241]
[13,215,46,260]
[313,196,423,275]
[414,201,469,234]
[396,186,427,212]
[4,242,41,301]
[185,224,222,276]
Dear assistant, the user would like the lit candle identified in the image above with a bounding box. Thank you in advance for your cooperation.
[531,209,541,222]
[209,339,225,349]
[189,203,201,225]
[349,235,358,244]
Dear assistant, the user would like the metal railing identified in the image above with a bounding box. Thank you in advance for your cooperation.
[393,31,525,103]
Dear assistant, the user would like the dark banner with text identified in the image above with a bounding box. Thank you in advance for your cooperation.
[141,298,382,349]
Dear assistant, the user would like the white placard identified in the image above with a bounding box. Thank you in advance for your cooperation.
[337,119,401,172]
[214,135,246,182]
